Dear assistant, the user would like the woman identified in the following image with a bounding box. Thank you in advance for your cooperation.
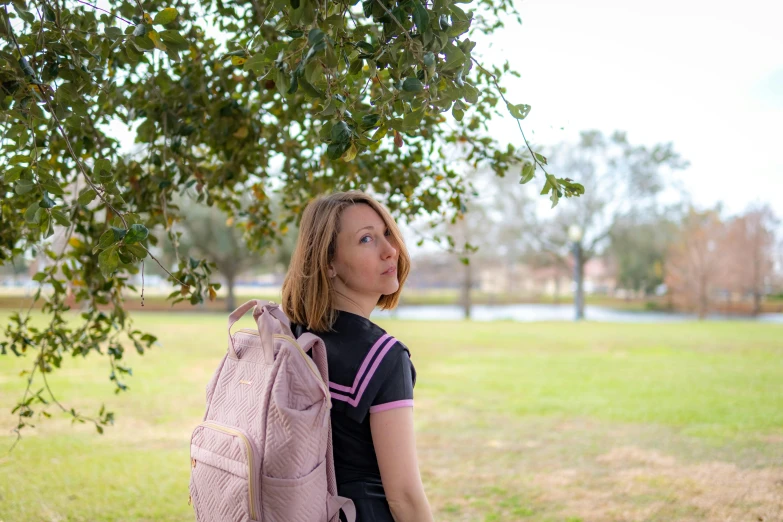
[282,191,434,522]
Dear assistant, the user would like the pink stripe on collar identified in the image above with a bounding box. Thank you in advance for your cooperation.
[328,333,391,393]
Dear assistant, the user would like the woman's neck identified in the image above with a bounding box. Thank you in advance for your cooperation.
[332,292,378,319]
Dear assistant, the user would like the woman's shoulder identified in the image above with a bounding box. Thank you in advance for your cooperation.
[312,312,414,423]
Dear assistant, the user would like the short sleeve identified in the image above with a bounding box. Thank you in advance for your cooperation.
[369,343,415,414]
[331,339,416,424]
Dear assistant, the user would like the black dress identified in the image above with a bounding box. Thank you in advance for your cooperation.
[292,310,416,522]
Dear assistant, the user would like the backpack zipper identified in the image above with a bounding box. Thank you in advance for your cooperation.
[236,329,329,401]
[199,421,259,520]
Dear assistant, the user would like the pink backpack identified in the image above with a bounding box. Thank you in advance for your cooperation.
[189,299,356,522]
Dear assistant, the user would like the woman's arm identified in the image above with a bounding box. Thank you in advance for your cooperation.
[370,407,434,522]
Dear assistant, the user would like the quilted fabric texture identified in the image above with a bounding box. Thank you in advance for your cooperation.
[189,300,353,522]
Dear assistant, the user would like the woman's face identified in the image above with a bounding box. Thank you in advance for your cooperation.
[329,203,400,303]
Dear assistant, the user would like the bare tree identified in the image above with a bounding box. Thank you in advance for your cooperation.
[722,205,778,315]
[532,130,688,317]
[665,208,725,319]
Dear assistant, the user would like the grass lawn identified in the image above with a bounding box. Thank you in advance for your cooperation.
[1,312,782,521]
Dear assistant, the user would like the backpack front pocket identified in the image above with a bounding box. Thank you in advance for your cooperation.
[190,421,261,522]
[261,458,328,522]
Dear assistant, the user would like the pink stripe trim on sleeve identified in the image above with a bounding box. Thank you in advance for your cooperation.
[330,336,397,406]
[370,400,414,413]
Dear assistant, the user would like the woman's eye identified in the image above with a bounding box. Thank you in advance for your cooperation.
[384,228,391,237]
[360,235,372,244]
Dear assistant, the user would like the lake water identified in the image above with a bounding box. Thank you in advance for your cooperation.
[373,304,783,323]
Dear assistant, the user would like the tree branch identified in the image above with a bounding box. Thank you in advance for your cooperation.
[374,0,417,53]
[73,0,132,25]
[470,57,550,176]
[140,245,187,287]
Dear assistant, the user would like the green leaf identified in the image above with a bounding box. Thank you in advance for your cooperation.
[348,59,363,75]
[341,142,358,162]
[9,155,30,165]
[97,229,116,250]
[105,27,124,40]
[540,174,561,207]
[112,227,128,242]
[40,180,64,196]
[331,121,351,144]
[463,84,479,104]
[520,162,535,184]
[159,30,189,50]
[534,152,547,165]
[371,124,388,141]
[403,109,425,131]
[15,179,35,195]
[442,44,466,71]
[298,77,324,99]
[402,77,424,93]
[98,246,120,277]
[507,103,531,120]
[94,158,111,177]
[3,166,24,183]
[308,28,325,46]
[164,46,181,63]
[244,53,267,74]
[327,141,351,160]
[17,9,35,24]
[452,102,464,122]
[287,70,300,94]
[24,202,42,224]
[78,188,97,206]
[148,31,167,51]
[51,209,71,227]
[355,41,375,54]
[124,224,149,245]
[361,114,380,129]
[153,8,178,25]
[125,243,148,259]
[43,4,56,22]
[412,1,430,33]
[41,213,54,239]
[134,34,156,51]
[38,193,56,209]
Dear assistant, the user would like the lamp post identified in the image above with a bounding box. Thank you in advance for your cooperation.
[568,225,584,321]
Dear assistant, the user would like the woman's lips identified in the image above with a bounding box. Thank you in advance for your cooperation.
[382,266,396,275]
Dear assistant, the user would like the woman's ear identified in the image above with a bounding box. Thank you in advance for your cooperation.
[327,264,336,279]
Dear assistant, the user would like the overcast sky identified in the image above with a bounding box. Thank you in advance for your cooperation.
[105,0,782,221]
[479,0,783,217]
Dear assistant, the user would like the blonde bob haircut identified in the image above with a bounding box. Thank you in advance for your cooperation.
[281,190,410,333]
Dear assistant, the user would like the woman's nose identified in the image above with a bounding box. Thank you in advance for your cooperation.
[382,237,397,259]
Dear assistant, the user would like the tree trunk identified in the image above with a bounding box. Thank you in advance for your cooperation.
[461,260,472,320]
[553,276,560,305]
[226,273,236,312]
[576,252,585,320]
[698,276,708,320]
[753,290,761,316]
